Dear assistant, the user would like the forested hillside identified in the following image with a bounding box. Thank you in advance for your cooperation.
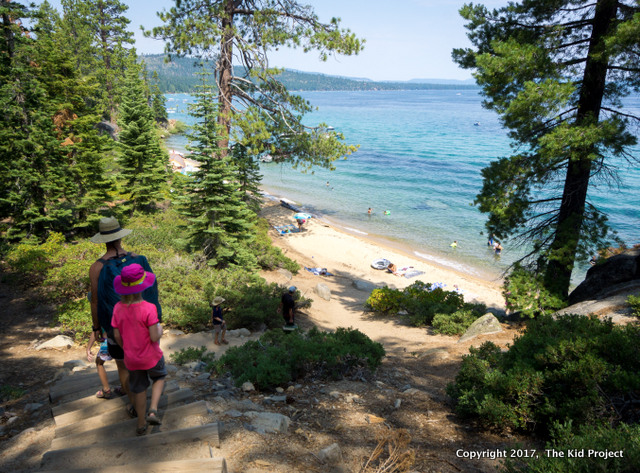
[140,54,478,93]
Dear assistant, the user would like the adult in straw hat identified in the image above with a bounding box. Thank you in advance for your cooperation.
[89,217,158,415]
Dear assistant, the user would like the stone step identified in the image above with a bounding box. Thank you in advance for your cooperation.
[39,457,227,473]
[41,423,222,471]
[54,388,194,431]
[52,380,179,417]
[51,400,210,450]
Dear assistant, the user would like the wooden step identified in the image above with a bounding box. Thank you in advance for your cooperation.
[41,423,222,470]
[50,371,125,405]
[54,387,194,431]
[38,457,227,473]
[51,380,179,417]
[51,401,210,449]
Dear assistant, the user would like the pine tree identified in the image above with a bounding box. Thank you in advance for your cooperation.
[454,0,640,298]
[150,70,168,125]
[178,70,256,267]
[117,52,168,214]
[231,143,262,213]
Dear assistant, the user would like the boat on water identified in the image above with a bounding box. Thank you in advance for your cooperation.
[259,154,273,163]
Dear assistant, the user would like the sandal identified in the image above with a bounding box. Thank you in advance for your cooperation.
[146,409,162,425]
[136,425,147,436]
[113,386,126,396]
[96,389,114,399]
[126,405,137,418]
[221,340,229,345]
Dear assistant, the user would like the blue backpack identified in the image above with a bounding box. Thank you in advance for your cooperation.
[96,252,162,338]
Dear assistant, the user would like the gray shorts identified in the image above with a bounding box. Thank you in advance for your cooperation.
[128,356,167,394]
[213,322,226,333]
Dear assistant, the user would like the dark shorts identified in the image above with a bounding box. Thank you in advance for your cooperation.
[107,339,125,361]
[128,356,167,394]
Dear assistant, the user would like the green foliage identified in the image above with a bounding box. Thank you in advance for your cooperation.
[56,298,92,342]
[366,281,485,333]
[503,264,566,318]
[215,327,385,390]
[0,385,26,402]
[502,422,640,473]
[627,295,640,317]
[169,346,215,366]
[167,120,188,134]
[447,315,640,435]
[252,219,300,273]
[455,0,640,298]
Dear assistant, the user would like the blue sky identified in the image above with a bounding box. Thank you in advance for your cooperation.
[37,0,508,81]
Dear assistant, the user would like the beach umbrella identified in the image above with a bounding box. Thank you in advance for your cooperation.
[294,213,311,220]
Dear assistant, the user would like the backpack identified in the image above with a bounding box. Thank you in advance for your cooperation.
[96,252,162,338]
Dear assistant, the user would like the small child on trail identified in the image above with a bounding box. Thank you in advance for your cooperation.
[111,264,167,436]
[86,329,124,399]
[210,296,228,345]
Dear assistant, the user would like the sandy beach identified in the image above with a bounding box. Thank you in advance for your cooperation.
[258,198,507,356]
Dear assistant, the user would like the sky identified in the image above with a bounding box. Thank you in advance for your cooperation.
[36,0,509,82]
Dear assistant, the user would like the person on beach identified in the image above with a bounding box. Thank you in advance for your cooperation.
[210,296,228,345]
[111,264,167,436]
[296,218,306,231]
[279,286,297,326]
[86,329,124,399]
[387,262,397,273]
[487,234,494,247]
[494,242,503,255]
[89,216,161,418]
[450,240,458,249]
[367,208,372,215]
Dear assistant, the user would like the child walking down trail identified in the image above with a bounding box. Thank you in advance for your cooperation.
[86,330,124,399]
[111,264,167,436]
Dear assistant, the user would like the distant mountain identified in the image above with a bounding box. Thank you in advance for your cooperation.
[406,78,477,85]
[140,54,479,93]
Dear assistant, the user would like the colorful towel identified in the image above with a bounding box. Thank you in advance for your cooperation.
[274,224,299,235]
[305,267,333,276]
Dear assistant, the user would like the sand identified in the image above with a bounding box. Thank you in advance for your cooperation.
[259,199,506,356]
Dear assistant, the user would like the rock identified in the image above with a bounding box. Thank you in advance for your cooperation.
[226,409,243,418]
[242,381,255,392]
[244,411,290,434]
[569,248,640,305]
[314,283,331,301]
[318,443,343,464]
[165,363,178,375]
[394,399,402,409]
[458,313,503,343]
[402,388,421,396]
[183,361,199,370]
[263,395,287,404]
[329,391,341,399]
[277,268,293,281]
[228,328,251,338]
[95,121,118,139]
[7,416,19,426]
[196,372,211,381]
[35,335,74,351]
[353,279,377,292]
[345,394,360,403]
[166,329,185,336]
[276,387,284,393]
[62,360,86,370]
[24,403,44,412]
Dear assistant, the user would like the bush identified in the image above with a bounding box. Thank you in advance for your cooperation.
[56,298,92,342]
[502,422,640,473]
[447,315,640,435]
[169,346,215,366]
[627,295,640,317]
[215,327,385,390]
[503,264,566,318]
[366,281,485,332]
[252,218,300,273]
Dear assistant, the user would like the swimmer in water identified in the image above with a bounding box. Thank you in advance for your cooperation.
[450,240,458,249]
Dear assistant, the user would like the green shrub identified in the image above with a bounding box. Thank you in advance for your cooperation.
[0,385,26,402]
[169,346,215,366]
[502,422,640,472]
[56,298,92,342]
[366,281,484,330]
[252,218,300,273]
[168,120,189,134]
[215,327,385,390]
[503,264,566,318]
[627,294,640,317]
[448,315,640,435]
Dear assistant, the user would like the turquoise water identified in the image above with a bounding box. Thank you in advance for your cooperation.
[165,90,640,282]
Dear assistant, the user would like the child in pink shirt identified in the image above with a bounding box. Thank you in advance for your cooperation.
[111,264,166,436]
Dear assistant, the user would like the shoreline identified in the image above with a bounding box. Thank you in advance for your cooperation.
[260,187,505,288]
[259,192,505,310]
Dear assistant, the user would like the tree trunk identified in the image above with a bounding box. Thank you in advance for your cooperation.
[544,0,618,297]
[216,0,235,158]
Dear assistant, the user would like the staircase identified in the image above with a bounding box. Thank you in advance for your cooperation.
[39,365,227,472]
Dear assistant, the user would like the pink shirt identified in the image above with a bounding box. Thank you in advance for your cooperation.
[111,300,163,371]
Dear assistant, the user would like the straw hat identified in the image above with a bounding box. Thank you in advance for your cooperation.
[113,264,156,295]
[211,296,225,306]
[90,217,132,243]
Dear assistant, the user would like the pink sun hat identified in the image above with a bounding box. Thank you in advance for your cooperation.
[113,264,156,295]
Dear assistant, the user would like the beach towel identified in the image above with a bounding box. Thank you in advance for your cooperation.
[274,224,299,235]
[403,269,425,279]
[305,267,333,276]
